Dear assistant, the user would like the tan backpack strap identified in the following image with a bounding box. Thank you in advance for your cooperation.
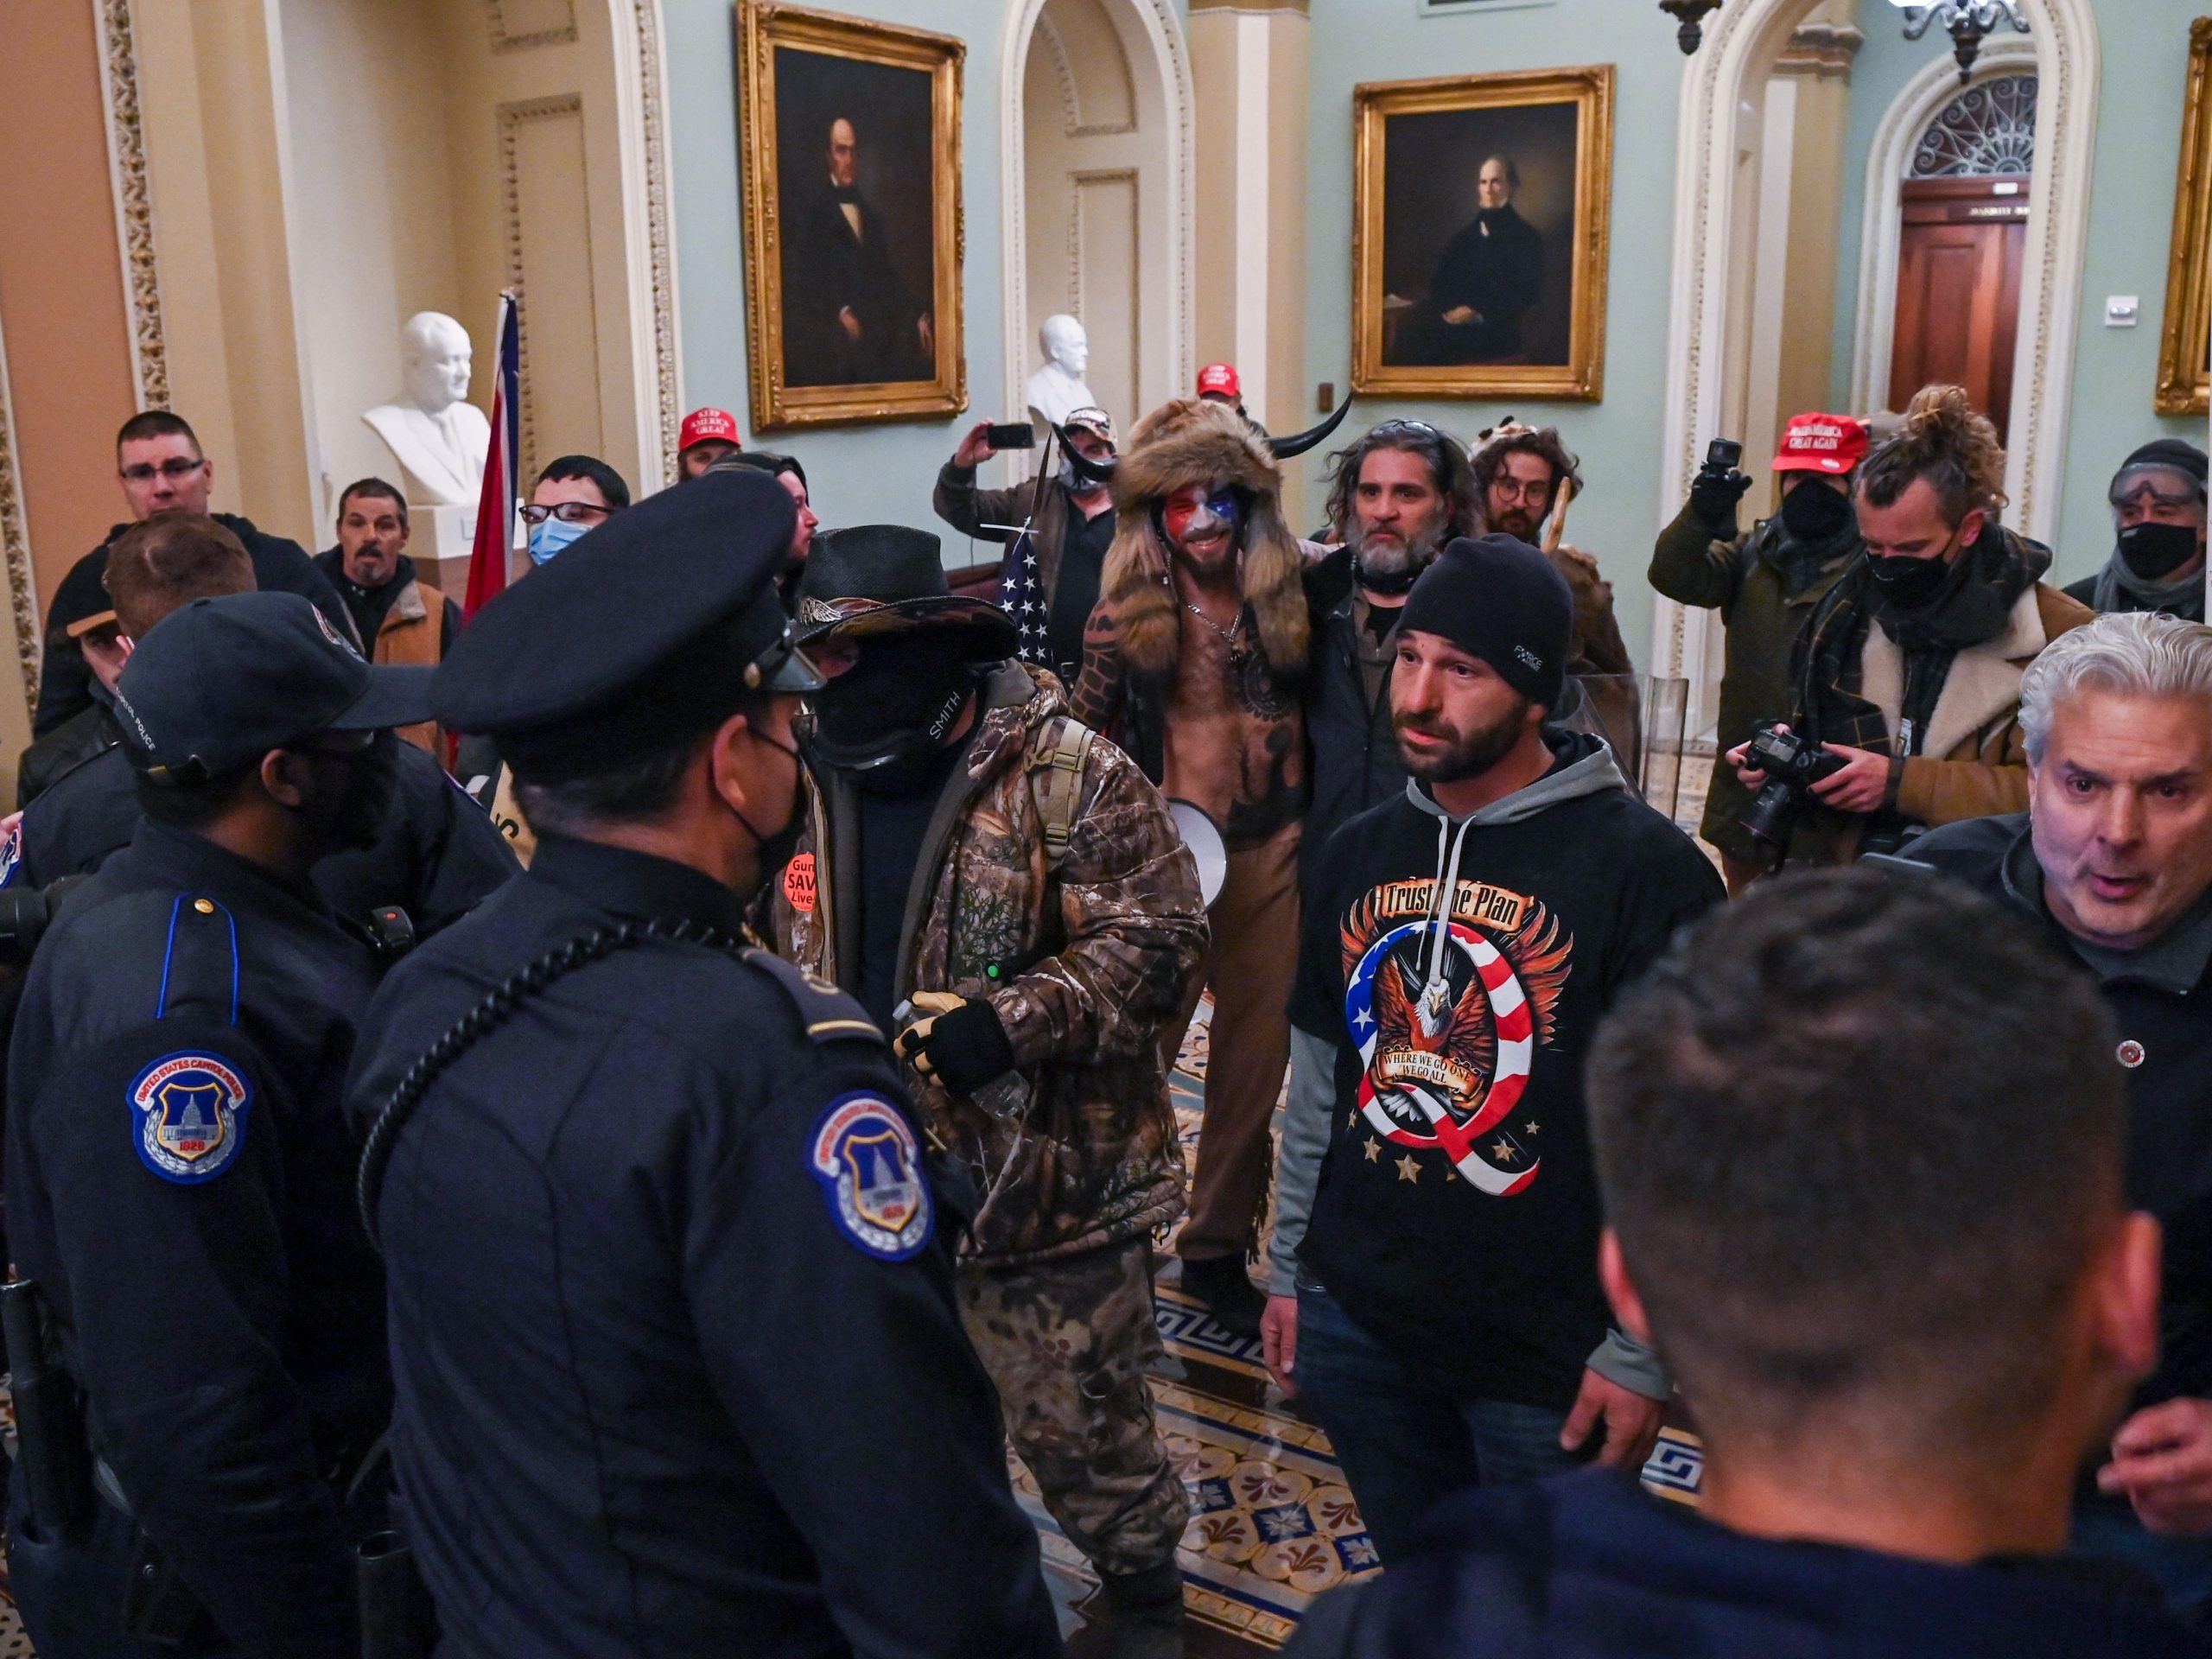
[1027,716,1096,871]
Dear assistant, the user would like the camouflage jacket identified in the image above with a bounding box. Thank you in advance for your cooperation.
[773,663,1209,1264]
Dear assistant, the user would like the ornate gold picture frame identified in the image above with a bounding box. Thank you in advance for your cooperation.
[2155,17,2212,416]
[738,3,966,431]
[1352,65,1613,402]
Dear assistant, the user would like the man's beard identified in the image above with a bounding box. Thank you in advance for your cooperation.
[1395,696,1529,783]
[1351,522,1443,582]
[1491,505,1541,541]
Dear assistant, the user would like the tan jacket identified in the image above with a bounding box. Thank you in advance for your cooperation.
[1872,581,2094,826]
[370,577,444,754]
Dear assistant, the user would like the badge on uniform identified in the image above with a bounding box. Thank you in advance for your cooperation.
[129,1052,251,1183]
[808,1093,932,1260]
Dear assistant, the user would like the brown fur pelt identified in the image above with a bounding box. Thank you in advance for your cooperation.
[1099,397,1310,684]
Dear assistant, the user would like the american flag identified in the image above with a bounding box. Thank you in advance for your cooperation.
[997,522,1052,667]
[462,290,521,619]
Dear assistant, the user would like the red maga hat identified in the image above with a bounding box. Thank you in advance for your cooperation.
[1772,413,1869,475]
[1196,363,1241,399]
[678,407,741,454]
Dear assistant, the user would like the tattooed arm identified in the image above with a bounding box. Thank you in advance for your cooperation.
[1067,599,1127,737]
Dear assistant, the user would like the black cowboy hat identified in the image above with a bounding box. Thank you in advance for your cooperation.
[791,524,1018,661]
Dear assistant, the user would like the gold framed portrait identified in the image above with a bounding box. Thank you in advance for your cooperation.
[1351,65,1614,402]
[2155,17,2212,416]
[737,3,966,431]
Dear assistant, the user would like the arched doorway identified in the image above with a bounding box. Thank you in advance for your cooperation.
[1652,0,2097,729]
[1850,44,2038,440]
[1001,0,1192,454]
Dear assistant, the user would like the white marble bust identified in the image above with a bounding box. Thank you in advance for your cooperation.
[363,312,493,507]
[1024,315,1098,433]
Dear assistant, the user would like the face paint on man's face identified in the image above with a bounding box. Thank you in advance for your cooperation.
[1161,484,1244,569]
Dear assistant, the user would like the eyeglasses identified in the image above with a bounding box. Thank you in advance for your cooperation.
[1370,419,1447,442]
[1488,475,1555,505]
[519,500,614,525]
[119,458,207,484]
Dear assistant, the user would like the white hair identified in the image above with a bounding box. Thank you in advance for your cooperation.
[2018,610,2212,764]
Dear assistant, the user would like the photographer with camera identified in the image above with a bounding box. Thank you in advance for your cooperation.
[932,408,1118,681]
[1650,414,1869,893]
[1728,385,2093,868]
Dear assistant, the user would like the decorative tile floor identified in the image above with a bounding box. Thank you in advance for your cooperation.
[1027,1017,1705,1651]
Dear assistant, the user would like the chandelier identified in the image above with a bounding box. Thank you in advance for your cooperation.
[1658,0,1724,54]
[1891,1,2030,81]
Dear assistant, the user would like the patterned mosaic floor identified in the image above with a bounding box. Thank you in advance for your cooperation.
[1025,1012,1706,1651]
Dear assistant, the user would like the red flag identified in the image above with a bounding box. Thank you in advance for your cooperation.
[463,292,520,619]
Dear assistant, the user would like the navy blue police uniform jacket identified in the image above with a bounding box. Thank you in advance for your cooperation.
[5,737,518,936]
[4,817,391,1656]
[344,832,1062,1659]
[1283,1471,2198,1657]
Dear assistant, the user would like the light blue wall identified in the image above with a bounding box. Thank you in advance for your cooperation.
[660,0,2206,625]
[1825,3,2204,589]
[1297,0,1684,667]
[663,0,1021,558]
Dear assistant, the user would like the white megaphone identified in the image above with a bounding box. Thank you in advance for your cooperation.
[1166,798,1227,909]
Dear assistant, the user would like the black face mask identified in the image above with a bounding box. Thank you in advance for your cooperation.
[1865,549,1955,613]
[2118,520,2203,582]
[303,731,400,858]
[805,632,977,798]
[1780,480,1854,543]
[734,726,807,881]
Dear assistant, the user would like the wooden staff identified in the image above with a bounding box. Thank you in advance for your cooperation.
[1543,474,1577,554]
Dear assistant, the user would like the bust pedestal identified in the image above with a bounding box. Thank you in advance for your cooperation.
[408,502,524,599]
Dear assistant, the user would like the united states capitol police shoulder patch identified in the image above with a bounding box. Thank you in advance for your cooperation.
[129,1051,252,1183]
[808,1092,932,1261]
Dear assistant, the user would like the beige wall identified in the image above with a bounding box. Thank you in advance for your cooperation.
[0,3,138,609]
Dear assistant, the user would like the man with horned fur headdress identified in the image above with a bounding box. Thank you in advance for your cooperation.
[1071,397,1312,1335]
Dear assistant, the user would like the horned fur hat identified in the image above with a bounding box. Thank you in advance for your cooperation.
[1099,397,1310,684]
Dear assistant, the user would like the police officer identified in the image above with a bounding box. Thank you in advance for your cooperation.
[10,661,518,934]
[4,592,433,1656]
[346,470,1063,1657]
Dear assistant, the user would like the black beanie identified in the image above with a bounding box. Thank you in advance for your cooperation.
[1397,533,1573,711]
[2119,439,2209,496]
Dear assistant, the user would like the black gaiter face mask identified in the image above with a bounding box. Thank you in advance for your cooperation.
[2118,521,2203,582]
[805,631,977,798]
[1781,479,1854,543]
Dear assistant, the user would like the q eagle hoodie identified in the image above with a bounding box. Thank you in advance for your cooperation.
[1280,729,1725,1411]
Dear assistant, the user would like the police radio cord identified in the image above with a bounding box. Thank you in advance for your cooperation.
[354,917,744,1249]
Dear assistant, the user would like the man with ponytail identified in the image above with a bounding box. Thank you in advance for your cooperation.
[1070,396,1312,1335]
[1732,384,2093,868]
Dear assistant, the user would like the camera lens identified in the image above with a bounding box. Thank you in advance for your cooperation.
[1739,779,1801,849]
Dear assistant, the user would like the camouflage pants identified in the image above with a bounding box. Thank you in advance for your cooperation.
[958,1239,1189,1578]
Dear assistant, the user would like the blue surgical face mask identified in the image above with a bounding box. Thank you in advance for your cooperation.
[528,516,591,565]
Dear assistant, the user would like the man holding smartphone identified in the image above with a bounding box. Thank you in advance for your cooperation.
[934,407,1118,681]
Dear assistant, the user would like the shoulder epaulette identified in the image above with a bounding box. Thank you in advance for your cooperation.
[739,946,887,1046]
[152,893,243,1027]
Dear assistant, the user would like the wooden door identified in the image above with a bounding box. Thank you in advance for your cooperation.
[1887,175,2029,442]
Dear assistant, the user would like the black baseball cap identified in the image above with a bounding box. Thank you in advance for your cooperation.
[433,466,822,785]
[114,591,435,785]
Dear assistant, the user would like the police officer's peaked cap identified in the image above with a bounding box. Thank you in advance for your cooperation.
[434,467,820,785]
[115,590,435,785]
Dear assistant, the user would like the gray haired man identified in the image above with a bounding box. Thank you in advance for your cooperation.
[1910,608,2212,1615]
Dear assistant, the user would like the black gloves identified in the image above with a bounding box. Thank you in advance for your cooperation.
[1688,467,1755,539]
[901,998,1017,1098]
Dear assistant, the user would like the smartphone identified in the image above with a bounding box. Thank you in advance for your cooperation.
[986,423,1038,451]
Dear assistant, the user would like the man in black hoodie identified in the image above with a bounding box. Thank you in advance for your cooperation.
[36,411,356,736]
[1264,535,1723,1562]
[1286,869,2191,1659]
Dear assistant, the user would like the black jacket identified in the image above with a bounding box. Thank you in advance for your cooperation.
[1285,1471,2196,1657]
[37,514,357,736]
[14,700,118,810]
[783,181,925,386]
[5,819,391,1655]
[1301,547,1405,899]
[1910,813,2212,1407]
[344,834,1058,1657]
[13,739,518,938]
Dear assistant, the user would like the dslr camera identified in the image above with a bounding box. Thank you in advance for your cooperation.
[0,874,88,971]
[1738,721,1846,849]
